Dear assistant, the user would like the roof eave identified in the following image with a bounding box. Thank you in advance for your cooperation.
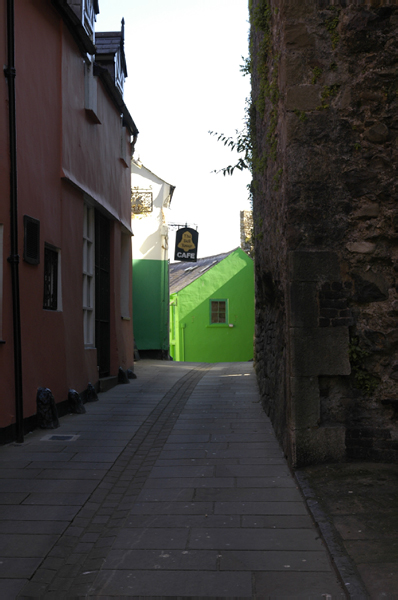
[52,0,96,56]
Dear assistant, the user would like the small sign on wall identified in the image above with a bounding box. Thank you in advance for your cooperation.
[174,227,199,262]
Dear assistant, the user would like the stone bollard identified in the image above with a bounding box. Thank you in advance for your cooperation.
[68,389,86,414]
[36,387,60,429]
[118,367,129,384]
[86,382,98,402]
[127,368,137,379]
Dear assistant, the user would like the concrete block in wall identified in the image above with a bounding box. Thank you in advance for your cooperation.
[290,281,319,328]
[294,425,346,467]
[280,1,316,18]
[284,23,315,48]
[290,327,351,377]
[290,376,320,429]
[286,85,321,111]
[289,250,340,283]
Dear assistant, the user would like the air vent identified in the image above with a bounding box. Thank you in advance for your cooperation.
[23,215,40,265]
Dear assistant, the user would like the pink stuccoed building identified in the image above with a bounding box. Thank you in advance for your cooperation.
[0,0,138,442]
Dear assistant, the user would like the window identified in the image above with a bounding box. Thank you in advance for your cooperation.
[83,204,95,346]
[210,300,227,324]
[23,215,40,265]
[0,225,3,340]
[67,0,98,41]
[84,61,100,123]
[43,244,61,310]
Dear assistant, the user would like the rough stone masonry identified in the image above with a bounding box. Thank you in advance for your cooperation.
[250,0,398,466]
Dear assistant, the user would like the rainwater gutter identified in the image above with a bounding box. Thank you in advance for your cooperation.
[4,0,24,443]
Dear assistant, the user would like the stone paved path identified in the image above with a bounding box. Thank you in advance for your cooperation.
[0,361,345,599]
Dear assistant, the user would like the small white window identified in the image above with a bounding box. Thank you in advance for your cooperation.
[83,204,95,346]
[67,0,97,42]
[0,225,3,339]
[84,61,100,122]
[43,244,62,311]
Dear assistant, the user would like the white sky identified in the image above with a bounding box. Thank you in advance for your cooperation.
[96,0,251,259]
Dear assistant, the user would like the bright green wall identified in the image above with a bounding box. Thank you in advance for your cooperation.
[133,258,169,350]
[170,248,254,363]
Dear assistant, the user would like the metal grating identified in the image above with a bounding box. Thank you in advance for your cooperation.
[41,434,80,442]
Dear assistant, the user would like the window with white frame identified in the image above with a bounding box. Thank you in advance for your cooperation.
[67,0,98,41]
[83,204,95,346]
[43,244,62,311]
[84,61,99,120]
[0,225,3,340]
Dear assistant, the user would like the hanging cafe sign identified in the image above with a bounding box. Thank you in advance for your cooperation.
[174,227,199,262]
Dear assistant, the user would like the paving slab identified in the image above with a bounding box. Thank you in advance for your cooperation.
[254,571,345,599]
[214,501,309,515]
[21,492,91,505]
[125,514,241,529]
[112,527,190,549]
[0,492,29,504]
[0,579,26,600]
[0,520,68,535]
[103,548,218,570]
[0,361,346,599]
[219,549,332,571]
[215,464,291,478]
[89,569,253,597]
[0,478,99,493]
[297,461,398,599]
[0,505,80,521]
[0,533,59,557]
[194,487,302,502]
[188,528,324,551]
[0,558,42,578]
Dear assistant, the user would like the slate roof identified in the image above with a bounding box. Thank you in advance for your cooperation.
[169,249,237,295]
[95,32,122,56]
[95,30,127,77]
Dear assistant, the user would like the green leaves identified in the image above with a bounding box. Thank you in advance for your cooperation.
[240,56,252,76]
[348,337,380,395]
[208,130,251,176]
[208,98,253,177]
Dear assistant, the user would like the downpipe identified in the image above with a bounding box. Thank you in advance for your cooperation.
[4,0,24,443]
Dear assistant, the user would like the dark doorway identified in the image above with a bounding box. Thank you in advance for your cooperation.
[95,211,111,377]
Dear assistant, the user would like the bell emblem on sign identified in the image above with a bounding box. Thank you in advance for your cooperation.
[178,231,196,252]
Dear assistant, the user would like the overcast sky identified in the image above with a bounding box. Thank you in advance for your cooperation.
[96,0,251,258]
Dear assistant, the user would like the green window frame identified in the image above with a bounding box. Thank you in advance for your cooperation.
[210,299,228,325]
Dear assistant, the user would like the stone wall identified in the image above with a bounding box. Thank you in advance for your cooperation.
[251,0,398,466]
[240,210,254,255]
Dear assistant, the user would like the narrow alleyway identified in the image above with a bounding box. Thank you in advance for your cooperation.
[0,361,345,599]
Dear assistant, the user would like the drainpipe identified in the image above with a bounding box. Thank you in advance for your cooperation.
[181,323,186,362]
[166,258,170,359]
[4,0,24,443]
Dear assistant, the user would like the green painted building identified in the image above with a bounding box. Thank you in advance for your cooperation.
[169,248,254,362]
[131,160,175,358]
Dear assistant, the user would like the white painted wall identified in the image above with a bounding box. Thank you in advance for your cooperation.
[131,160,173,262]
